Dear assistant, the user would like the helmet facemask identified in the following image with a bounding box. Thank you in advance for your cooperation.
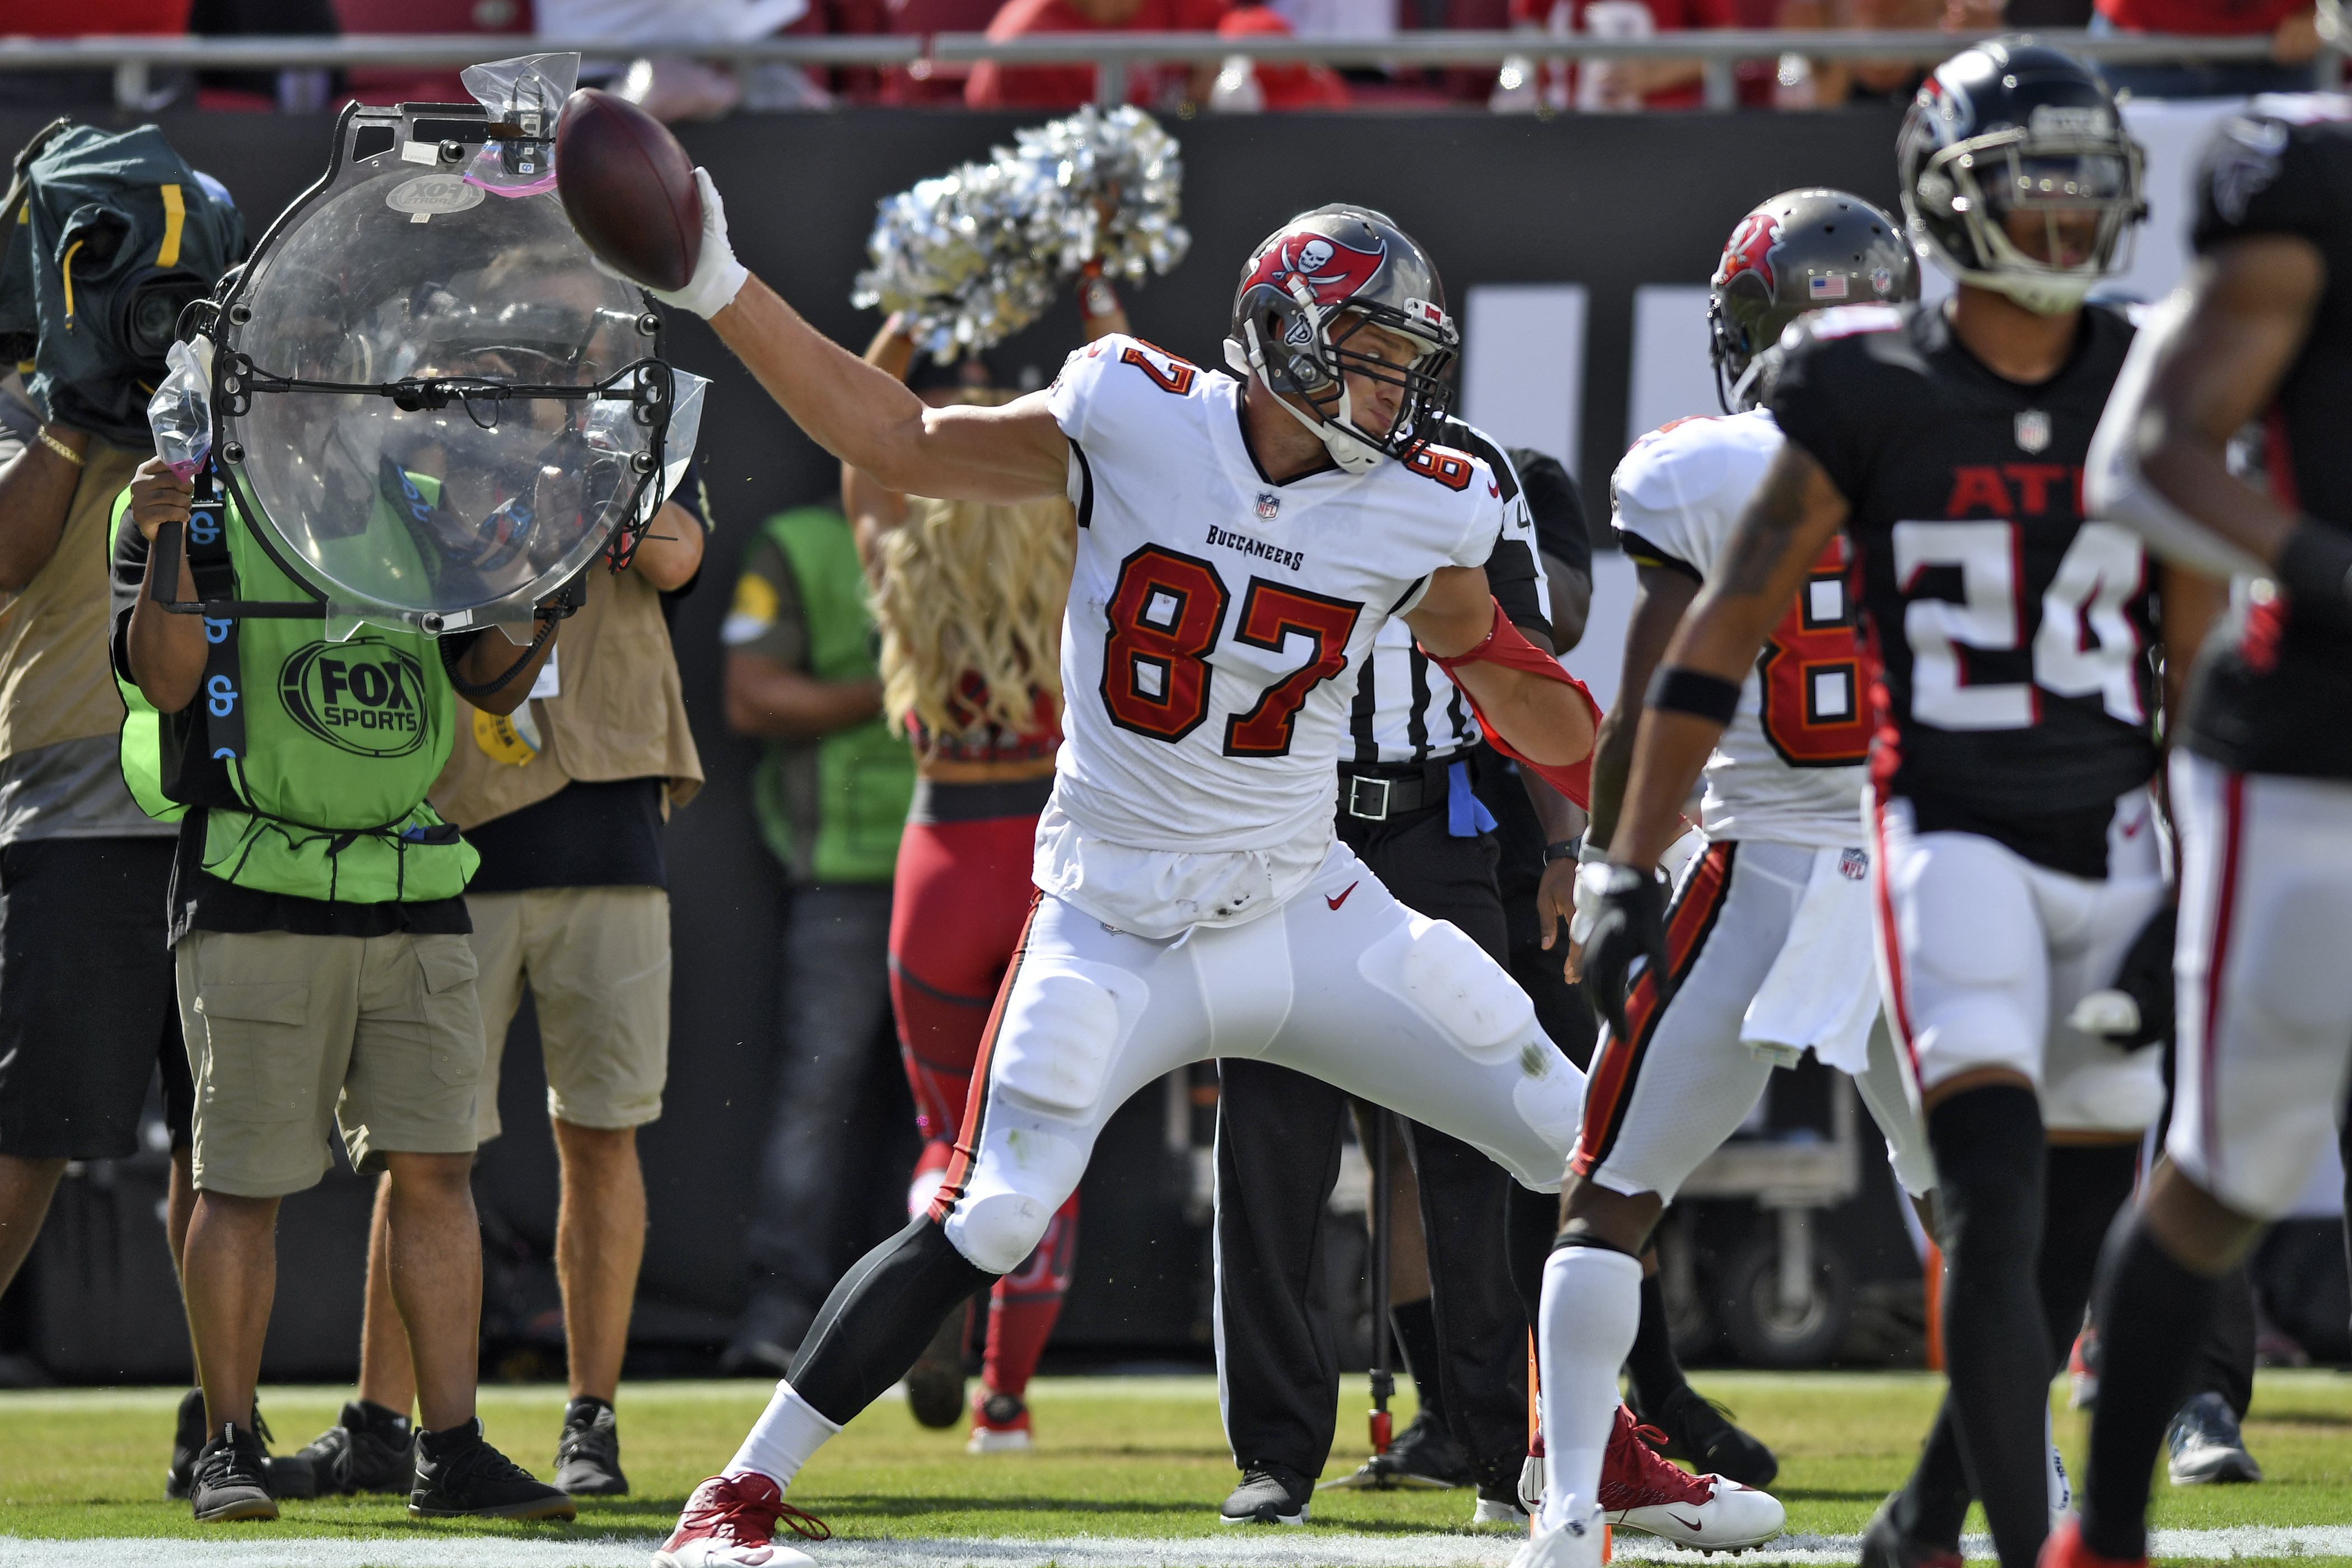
[1234,282,1456,475]
[1910,110,2145,316]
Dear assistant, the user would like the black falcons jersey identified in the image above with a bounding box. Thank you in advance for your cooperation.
[1768,301,2158,874]
[2182,100,2352,780]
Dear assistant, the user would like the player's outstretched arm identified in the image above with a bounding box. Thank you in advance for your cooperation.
[1610,444,1847,871]
[650,171,1069,506]
[1409,565,1598,768]
[714,279,1068,503]
[1586,564,1701,857]
[2123,235,2323,572]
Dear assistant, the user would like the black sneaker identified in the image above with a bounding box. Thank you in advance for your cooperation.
[2167,1390,2263,1485]
[1636,1384,1780,1490]
[904,1304,969,1430]
[250,1406,316,1500]
[166,1388,206,1500]
[169,1394,314,1501]
[293,1400,416,1495]
[553,1396,628,1496]
[1386,1410,1475,1488]
[190,1423,278,1523]
[409,1418,577,1520]
[1858,1492,1964,1568]
[1221,1459,1312,1525]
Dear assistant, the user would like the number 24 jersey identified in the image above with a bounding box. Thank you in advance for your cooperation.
[1766,302,2159,857]
[1044,333,1506,857]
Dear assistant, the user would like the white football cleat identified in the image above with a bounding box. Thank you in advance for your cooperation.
[1474,1492,1533,1527]
[1520,1412,1546,1515]
[1510,1503,1607,1568]
[1600,1406,1786,1552]
[653,1472,824,1568]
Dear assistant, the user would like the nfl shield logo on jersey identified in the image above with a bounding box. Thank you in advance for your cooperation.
[2015,409,2053,454]
[1256,493,1281,521]
[1840,847,1868,881]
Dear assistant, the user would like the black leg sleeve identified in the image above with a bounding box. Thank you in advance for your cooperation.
[1214,1057,1350,1478]
[787,1212,997,1427]
[2192,1264,2257,1420]
[2080,1220,2224,1561]
[1408,1119,1529,1484]
[1929,1085,2055,1568]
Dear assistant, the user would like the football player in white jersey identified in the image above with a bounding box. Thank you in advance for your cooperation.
[1522,192,1938,1568]
[610,183,1789,1567]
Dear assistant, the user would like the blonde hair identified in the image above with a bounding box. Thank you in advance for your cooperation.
[873,491,1074,743]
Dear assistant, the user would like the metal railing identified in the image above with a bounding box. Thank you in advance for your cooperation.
[0,26,2302,113]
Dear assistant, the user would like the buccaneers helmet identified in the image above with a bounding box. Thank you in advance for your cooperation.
[1898,40,2146,316]
[1707,188,1918,411]
[1223,206,1458,474]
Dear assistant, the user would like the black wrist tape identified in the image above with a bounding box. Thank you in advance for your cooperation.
[2275,520,2352,629]
[1646,665,1741,726]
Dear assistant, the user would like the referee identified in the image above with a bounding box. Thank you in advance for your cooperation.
[1213,420,1571,1527]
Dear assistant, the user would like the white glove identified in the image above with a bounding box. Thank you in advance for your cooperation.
[651,167,749,320]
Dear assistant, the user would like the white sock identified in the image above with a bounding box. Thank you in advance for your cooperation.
[1538,1244,1643,1529]
[724,1379,842,1488]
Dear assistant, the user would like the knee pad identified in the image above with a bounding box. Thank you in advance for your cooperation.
[945,1189,1056,1276]
[991,958,1146,1117]
[1359,913,1536,1065]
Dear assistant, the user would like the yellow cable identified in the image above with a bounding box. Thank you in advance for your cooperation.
[59,237,80,324]
[156,183,184,268]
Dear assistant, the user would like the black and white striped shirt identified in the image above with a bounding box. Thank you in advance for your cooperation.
[1347,420,1552,765]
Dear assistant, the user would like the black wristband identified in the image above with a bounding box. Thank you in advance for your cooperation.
[2275,520,2352,629]
[1543,838,1581,864]
[1646,665,1741,726]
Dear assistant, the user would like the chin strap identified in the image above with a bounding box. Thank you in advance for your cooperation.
[1228,318,1387,475]
[1418,597,1601,808]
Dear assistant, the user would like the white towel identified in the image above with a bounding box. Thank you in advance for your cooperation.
[1740,844,1881,1074]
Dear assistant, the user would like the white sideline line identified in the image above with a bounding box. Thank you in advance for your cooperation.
[10,1529,2352,1567]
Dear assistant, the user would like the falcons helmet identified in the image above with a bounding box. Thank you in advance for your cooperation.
[1708,188,1919,412]
[1224,206,1458,474]
[1898,40,2146,316]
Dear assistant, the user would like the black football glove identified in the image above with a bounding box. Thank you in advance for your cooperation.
[1574,862,1669,1040]
[2066,903,2177,1049]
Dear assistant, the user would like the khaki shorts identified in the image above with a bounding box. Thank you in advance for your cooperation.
[469,886,671,1140]
[176,928,486,1198]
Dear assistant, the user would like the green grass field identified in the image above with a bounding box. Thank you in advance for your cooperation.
[2,1369,2349,1561]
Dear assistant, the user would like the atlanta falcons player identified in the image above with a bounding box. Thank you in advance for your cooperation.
[1575,44,2219,1568]
[2057,89,2352,1568]
[611,184,1788,1567]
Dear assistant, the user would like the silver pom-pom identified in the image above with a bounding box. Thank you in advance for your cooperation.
[853,106,1192,359]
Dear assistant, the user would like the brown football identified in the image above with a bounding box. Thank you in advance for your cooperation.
[554,88,702,293]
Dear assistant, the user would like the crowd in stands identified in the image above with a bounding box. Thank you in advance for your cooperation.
[5,0,2345,126]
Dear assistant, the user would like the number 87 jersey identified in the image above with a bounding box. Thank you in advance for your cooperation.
[1044,333,1508,869]
[1764,301,2159,829]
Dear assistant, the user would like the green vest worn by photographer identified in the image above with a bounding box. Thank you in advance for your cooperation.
[114,481,478,906]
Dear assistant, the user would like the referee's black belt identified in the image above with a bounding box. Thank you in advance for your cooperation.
[1336,758,1455,822]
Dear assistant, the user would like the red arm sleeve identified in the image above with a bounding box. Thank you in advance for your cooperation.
[1420,598,1602,808]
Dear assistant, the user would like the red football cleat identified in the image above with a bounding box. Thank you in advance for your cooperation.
[2040,1514,2148,1568]
[1598,1404,1785,1550]
[654,1472,830,1568]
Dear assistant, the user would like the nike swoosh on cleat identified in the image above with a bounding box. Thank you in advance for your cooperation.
[1670,1514,1705,1532]
[1327,881,1358,910]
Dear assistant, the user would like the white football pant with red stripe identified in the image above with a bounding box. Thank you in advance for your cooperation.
[1868,787,2167,1134]
[2167,751,2352,1219]
[931,836,1587,1278]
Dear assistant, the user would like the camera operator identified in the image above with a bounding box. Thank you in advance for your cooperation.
[113,458,575,1526]
[0,376,197,1356]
